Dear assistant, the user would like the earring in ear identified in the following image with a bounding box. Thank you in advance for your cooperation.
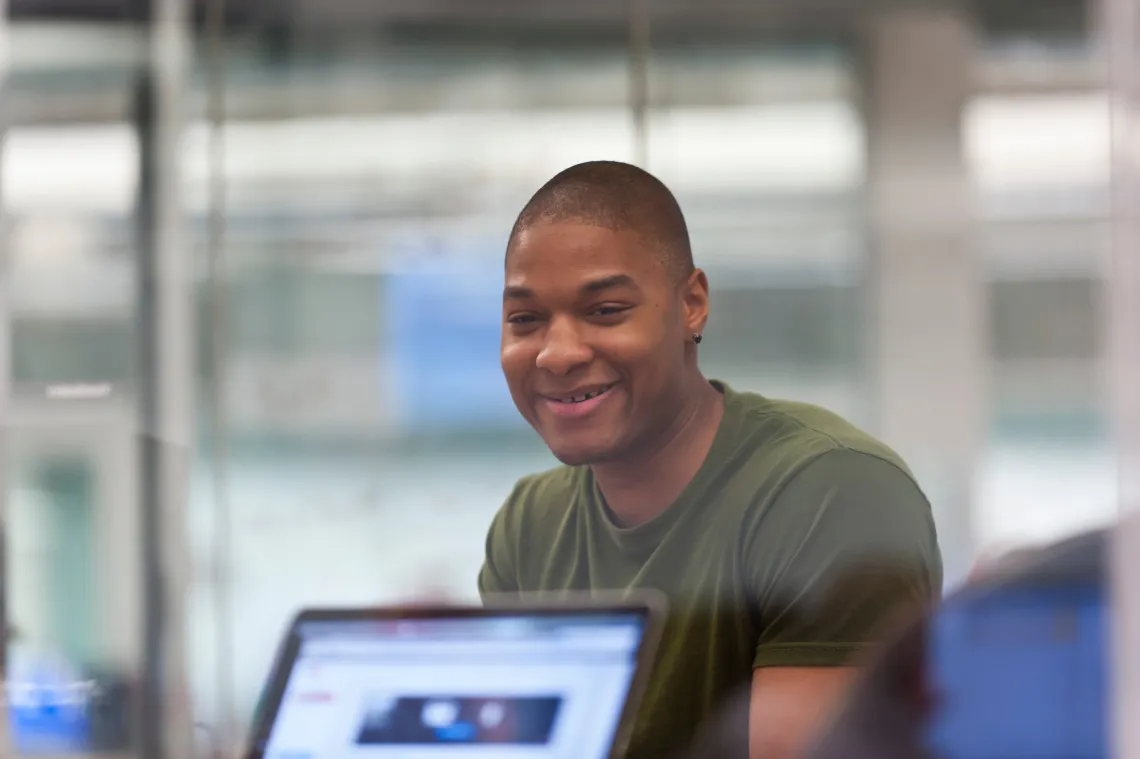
[692,333,703,345]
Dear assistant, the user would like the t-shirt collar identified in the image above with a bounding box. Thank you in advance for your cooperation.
[585,379,747,557]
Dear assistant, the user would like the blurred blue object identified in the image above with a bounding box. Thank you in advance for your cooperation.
[384,243,524,432]
[926,544,1107,759]
[789,530,1110,759]
[5,652,92,754]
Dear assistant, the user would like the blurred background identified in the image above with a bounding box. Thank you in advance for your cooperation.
[1,0,1138,755]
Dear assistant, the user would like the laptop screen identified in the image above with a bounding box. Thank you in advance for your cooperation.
[258,613,648,759]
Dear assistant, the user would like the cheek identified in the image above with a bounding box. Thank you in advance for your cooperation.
[599,319,673,368]
[500,342,534,384]
[601,353,668,401]
[603,337,682,397]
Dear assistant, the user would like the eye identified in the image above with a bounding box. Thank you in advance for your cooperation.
[506,312,541,329]
[588,304,632,320]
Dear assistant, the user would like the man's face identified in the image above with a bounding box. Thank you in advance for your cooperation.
[501,221,707,465]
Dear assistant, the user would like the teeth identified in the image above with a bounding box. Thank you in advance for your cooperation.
[560,387,608,403]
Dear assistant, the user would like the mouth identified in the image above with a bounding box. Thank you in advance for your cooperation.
[539,382,619,419]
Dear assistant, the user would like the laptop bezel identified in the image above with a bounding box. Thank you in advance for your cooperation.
[243,593,666,759]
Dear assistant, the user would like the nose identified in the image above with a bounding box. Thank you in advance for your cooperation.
[535,318,592,376]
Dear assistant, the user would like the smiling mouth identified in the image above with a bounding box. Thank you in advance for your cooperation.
[545,383,618,404]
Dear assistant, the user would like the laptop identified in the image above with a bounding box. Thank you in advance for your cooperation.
[245,596,665,759]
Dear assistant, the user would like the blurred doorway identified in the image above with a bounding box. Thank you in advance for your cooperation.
[5,402,138,757]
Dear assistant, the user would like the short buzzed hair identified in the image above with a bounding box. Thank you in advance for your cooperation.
[507,161,694,283]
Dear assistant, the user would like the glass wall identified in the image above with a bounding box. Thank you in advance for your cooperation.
[0,2,1120,754]
[970,91,1114,546]
[2,19,144,757]
[185,18,645,734]
[182,18,880,729]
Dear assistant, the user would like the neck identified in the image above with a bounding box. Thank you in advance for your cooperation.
[591,374,724,527]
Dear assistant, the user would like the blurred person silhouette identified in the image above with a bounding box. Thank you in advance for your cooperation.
[681,529,1107,759]
[479,161,943,759]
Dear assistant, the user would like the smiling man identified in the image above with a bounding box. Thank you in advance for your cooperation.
[479,161,942,759]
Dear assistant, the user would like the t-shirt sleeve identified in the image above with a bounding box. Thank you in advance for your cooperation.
[477,479,527,598]
[748,448,942,669]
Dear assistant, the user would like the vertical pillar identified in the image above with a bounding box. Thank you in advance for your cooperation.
[628,0,650,168]
[136,0,194,755]
[862,9,985,587]
[0,1,11,754]
[1105,0,1140,756]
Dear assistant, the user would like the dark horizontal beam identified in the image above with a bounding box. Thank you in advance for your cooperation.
[8,0,267,25]
[8,0,1088,41]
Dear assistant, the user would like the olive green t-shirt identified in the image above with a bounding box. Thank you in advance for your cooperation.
[478,381,942,759]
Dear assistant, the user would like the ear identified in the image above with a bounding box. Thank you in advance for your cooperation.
[681,268,710,336]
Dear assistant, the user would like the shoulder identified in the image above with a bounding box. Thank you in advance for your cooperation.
[481,465,587,594]
[720,385,922,502]
[506,464,584,512]
[744,446,942,599]
[720,385,938,564]
[771,447,932,524]
[491,464,586,538]
[726,385,912,476]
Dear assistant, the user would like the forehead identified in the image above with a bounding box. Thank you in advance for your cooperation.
[505,222,665,287]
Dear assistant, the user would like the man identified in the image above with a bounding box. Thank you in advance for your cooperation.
[479,160,942,759]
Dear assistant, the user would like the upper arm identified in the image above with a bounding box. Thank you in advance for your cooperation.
[749,667,857,759]
[477,479,529,598]
[749,448,942,669]
[477,520,514,597]
[744,449,941,758]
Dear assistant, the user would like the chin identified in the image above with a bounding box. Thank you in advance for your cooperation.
[550,449,599,467]
[547,440,620,467]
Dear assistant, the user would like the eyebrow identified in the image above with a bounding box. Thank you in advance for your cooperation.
[503,273,638,302]
[581,273,637,294]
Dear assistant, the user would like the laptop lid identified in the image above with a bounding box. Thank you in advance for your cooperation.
[245,597,664,759]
